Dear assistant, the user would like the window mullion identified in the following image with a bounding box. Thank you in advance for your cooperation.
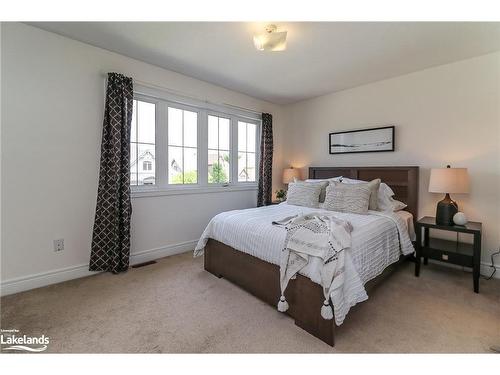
[228,117,232,184]
[156,102,168,188]
[231,117,239,184]
[245,124,248,181]
[135,101,139,186]
[217,118,220,184]
[256,121,261,184]
[199,109,208,186]
[181,110,185,184]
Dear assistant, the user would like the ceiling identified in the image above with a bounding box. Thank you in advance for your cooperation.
[28,22,500,104]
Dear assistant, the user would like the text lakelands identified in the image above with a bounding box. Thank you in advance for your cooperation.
[1,334,50,345]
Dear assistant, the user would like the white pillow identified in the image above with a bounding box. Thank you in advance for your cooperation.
[377,183,407,211]
[286,181,325,208]
[304,177,343,183]
[378,194,407,212]
[340,177,407,212]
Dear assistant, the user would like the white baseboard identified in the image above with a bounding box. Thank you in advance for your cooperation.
[3,240,497,296]
[1,264,99,297]
[426,259,500,280]
[129,239,197,265]
[0,239,197,297]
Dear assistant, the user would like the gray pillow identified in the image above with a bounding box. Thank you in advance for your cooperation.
[286,181,325,208]
[305,177,342,202]
[338,177,380,210]
[365,178,381,210]
[322,182,371,214]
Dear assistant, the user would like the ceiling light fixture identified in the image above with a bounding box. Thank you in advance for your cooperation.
[253,24,287,52]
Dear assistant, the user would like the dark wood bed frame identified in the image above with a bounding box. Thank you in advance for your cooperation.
[204,166,419,346]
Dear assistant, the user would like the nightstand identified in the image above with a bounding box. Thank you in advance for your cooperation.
[415,216,482,293]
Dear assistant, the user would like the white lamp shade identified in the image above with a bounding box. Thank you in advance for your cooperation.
[429,167,469,194]
[283,168,300,184]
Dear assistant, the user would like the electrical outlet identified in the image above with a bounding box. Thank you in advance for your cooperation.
[53,239,64,252]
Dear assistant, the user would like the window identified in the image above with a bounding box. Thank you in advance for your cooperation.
[143,161,152,171]
[208,115,230,184]
[238,121,257,182]
[129,85,261,195]
[130,99,156,186]
[168,107,198,184]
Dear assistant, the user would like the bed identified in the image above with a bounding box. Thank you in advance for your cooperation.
[195,166,419,346]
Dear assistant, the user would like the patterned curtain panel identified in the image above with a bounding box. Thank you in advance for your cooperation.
[89,73,134,273]
[257,113,273,207]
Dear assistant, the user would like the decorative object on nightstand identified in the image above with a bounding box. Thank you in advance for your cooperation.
[453,212,468,225]
[275,189,287,202]
[415,216,482,293]
[282,167,300,185]
[428,165,469,225]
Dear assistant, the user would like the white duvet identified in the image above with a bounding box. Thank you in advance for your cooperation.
[194,202,414,325]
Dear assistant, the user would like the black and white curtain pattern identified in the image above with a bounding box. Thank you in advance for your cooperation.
[257,113,273,207]
[89,73,134,273]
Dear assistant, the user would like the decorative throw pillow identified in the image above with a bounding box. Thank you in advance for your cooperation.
[337,177,381,210]
[341,177,407,212]
[286,181,325,208]
[305,177,342,202]
[322,182,371,214]
[365,179,381,210]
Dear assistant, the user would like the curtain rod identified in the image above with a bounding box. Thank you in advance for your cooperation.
[100,72,263,117]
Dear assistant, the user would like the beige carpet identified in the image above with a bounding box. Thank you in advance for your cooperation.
[1,252,499,353]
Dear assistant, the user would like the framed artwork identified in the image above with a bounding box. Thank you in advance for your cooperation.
[329,125,395,154]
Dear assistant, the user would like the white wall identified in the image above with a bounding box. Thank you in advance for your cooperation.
[2,23,499,294]
[0,23,285,294]
[282,52,500,270]
[0,23,3,287]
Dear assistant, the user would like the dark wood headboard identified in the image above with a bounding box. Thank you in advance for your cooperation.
[309,166,419,220]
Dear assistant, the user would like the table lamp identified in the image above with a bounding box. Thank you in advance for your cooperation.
[428,165,469,225]
[282,167,300,185]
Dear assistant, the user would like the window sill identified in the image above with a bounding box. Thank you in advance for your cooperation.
[131,184,258,198]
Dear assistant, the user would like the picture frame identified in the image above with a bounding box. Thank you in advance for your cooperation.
[329,125,395,154]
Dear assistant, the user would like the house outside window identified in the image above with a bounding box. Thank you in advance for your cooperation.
[130,99,156,186]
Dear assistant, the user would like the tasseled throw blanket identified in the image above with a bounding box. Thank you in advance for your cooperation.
[272,213,353,320]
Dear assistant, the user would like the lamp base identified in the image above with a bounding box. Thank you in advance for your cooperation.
[435,193,458,226]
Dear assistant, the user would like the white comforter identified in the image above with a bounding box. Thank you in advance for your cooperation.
[194,202,414,325]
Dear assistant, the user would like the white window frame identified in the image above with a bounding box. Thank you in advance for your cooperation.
[166,102,201,186]
[234,118,260,184]
[130,95,160,188]
[207,111,232,186]
[131,84,261,198]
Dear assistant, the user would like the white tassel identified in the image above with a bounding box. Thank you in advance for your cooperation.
[321,299,333,320]
[277,295,289,312]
